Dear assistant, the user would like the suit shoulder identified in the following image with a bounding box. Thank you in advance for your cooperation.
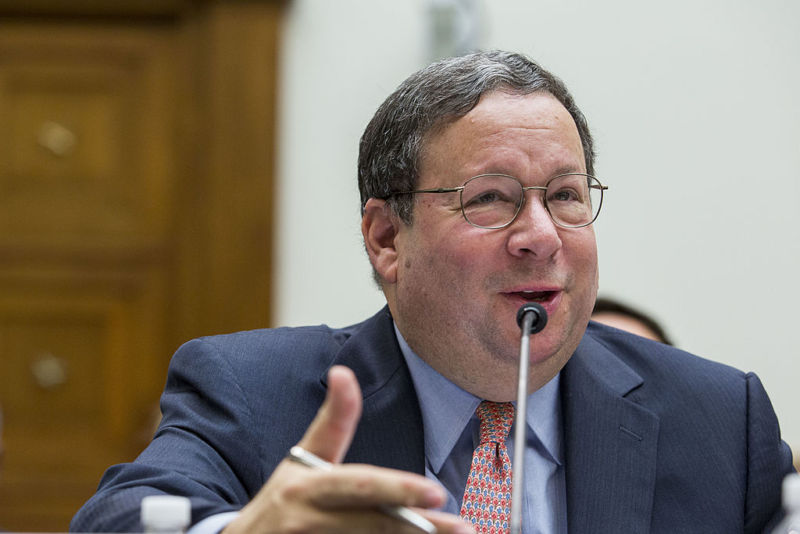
[170,318,369,384]
[585,320,746,381]
[582,322,753,412]
[195,321,358,354]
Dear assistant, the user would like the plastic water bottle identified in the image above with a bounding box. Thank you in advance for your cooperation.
[773,473,800,534]
[141,495,191,533]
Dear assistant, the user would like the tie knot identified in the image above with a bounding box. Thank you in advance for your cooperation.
[476,401,514,444]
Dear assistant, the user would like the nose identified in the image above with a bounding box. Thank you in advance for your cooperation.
[506,193,562,259]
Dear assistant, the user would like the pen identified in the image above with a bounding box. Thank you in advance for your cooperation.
[287,445,438,534]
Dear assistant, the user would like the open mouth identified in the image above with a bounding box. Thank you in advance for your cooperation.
[510,290,556,303]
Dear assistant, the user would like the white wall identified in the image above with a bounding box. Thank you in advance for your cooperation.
[275,1,800,450]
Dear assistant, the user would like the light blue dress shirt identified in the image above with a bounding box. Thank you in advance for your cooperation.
[395,325,567,534]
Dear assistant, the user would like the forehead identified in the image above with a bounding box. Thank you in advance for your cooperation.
[420,90,585,180]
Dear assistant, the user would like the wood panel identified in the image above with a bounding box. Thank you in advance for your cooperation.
[0,1,284,530]
[0,24,175,250]
[0,266,167,528]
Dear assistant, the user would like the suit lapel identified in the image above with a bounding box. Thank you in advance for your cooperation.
[562,332,660,532]
[323,307,426,475]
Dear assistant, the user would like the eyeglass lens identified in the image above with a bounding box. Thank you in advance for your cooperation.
[460,174,602,229]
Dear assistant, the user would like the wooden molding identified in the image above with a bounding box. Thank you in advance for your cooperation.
[0,0,287,17]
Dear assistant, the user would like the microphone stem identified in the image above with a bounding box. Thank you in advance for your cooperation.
[510,311,533,534]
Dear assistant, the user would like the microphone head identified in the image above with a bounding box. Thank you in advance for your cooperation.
[516,303,548,334]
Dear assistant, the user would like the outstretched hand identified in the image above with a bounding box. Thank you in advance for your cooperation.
[223,365,474,534]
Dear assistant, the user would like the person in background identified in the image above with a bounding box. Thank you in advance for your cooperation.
[592,296,673,345]
[72,50,794,534]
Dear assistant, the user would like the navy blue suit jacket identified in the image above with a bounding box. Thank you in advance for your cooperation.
[71,307,794,532]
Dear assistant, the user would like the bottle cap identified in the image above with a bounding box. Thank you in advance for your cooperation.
[141,495,191,530]
[783,473,800,510]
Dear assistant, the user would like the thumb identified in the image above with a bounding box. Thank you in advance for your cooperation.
[296,365,362,464]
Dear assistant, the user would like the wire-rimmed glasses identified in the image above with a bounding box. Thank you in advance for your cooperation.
[384,173,608,229]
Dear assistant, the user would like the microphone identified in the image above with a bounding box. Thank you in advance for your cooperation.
[516,302,548,334]
[511,302,547,534]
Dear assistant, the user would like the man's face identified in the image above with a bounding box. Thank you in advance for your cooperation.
[388,90,599,401]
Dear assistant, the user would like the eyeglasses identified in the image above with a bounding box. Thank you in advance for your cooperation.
[385,173,608,229]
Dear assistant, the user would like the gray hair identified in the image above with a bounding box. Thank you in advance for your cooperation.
[358,50,595,224]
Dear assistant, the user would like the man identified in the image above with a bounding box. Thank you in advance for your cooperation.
[72,51,794,533]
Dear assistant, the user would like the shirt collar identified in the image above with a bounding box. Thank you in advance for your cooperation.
[393,324,562,474]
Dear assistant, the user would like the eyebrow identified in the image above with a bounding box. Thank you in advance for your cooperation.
[550,165,586,176]
[475,166,587,185]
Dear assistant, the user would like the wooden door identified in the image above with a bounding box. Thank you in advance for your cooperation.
[0,2,282,530]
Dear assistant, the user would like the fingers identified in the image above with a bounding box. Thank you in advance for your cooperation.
[297,464,444,510]
[232,455,463,534]
[297,365,363,464]
[225,365,476,533]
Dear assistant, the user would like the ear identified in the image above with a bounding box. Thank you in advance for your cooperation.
[361,198,401,284]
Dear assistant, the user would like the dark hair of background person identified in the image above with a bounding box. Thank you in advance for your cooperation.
[358,50,595,225]
[592,297,674,346]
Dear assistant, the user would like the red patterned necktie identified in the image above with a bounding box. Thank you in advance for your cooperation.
[460,401,515,534]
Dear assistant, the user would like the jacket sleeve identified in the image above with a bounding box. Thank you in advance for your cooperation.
[744,372,796,533]
[71,338,266,532]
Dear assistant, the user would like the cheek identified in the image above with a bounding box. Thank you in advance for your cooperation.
[412,222,482,269]
[577,240,599,279]
[571,229,598,266]
[564,231,599,295]
[578,247,600,314]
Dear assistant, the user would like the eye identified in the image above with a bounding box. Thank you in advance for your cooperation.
[466,189,506,206]
[461,174,521,214]
[549,188,579,202]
